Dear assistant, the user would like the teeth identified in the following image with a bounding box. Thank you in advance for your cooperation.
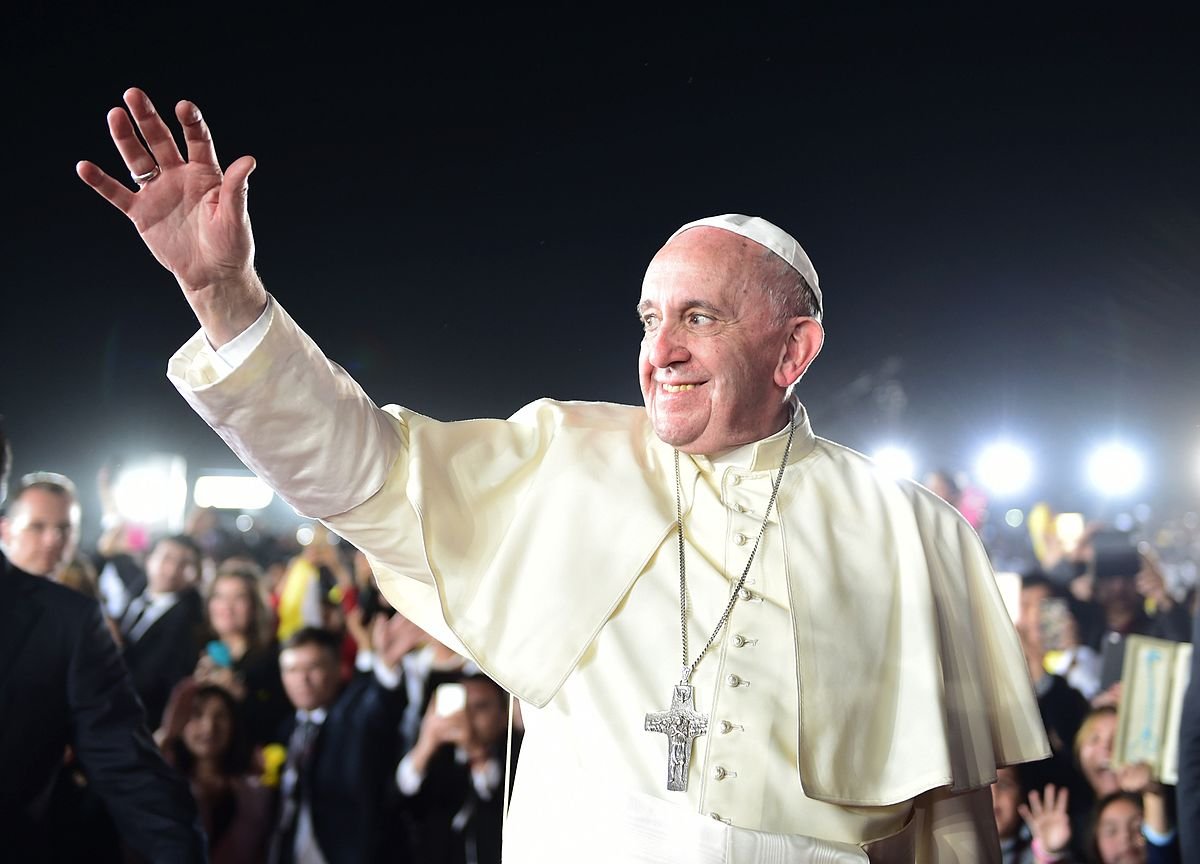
[663,384,696,393]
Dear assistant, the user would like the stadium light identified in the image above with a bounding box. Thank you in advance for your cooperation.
[1086,441,1145,497]
[193,474,275,510]
[871,445,917,480]
[113,454,188,531]
[974,441,1034,498]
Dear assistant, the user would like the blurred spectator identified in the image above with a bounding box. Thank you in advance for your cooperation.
[1016,571,1093,840]
[1088,790,1179,864]
[1010,774,1073,864]
[276,526,349,642]
[161,680,273,864]
[57,553,102,603]
[269,623,414,864]
[993,766,1035,863]
[1177,601,1199,863]
[198,560,290,747]
[120,533,207,728]
[0,446,205,862]
[397,673,516,864]
[0,470,79,578]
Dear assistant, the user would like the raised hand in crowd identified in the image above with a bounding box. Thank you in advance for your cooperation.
[77,88,266,345]
[373,610,428,669]
[1017,783,1072,860]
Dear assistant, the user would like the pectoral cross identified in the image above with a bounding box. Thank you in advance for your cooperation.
[644,683,708,791]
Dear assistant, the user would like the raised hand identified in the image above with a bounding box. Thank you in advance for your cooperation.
[77,87,267,346]
[1017,783,1071,857]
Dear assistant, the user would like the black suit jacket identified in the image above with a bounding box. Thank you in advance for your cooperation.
[0,552,206,862]
[122,587,206,728]
[1177,607,1200,864]
[273,671,407,864]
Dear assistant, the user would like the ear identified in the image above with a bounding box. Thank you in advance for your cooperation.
[774,318,824,388]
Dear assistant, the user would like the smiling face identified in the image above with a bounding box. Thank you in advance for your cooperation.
[637,228,823,455]
[1078,710,1118,796]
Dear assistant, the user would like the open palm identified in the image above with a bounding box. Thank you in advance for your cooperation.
[78,88,264,343]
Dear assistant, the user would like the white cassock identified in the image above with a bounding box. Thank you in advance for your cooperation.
[169,298,1049,863]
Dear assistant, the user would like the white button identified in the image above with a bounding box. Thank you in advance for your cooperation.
[720,720,734,734]
[726,674,742,687]
[710,812,730,823]
[732,634,746,647]
[713,766,728,780]
[733,533,748,545]
[737,587,753,601]
[733,503,747,513]
[731,475,741,485]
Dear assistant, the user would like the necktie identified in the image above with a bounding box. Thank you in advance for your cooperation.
[272,718,319,863]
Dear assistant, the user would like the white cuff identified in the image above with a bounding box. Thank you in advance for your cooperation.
[209,297,275,373]
[471,757,502,801]
[396,753,424,795]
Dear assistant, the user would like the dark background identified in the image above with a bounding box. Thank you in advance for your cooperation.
[3,7,1198,536]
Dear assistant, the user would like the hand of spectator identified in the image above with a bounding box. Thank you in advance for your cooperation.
[345,606,371,651]
[194,654,247,701]
[407,701,469,777]
[1116,761,1153,794]
[1092,681,1122,709]
[1017,783,1071,857]
[157,675,200,748]
[374,612,426,668]
[77,88,266,347]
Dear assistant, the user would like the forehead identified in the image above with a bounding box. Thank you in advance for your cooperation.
[281,643,334,668]
[640,228,767,306]
[8,487,78,525]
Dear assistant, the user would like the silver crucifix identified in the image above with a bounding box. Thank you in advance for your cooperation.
[644,683,708,791]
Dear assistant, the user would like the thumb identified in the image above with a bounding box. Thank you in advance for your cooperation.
[221,155,257,217]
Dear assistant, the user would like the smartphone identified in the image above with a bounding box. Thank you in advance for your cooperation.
[1038,598,1073,652]
[1099,632,1127,690]
[205,640,233,669]
[434,682,466,717]
[1092,531,1141,581]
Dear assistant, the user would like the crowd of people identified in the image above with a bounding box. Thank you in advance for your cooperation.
[1,450,517,864]
[4,433,1198,862]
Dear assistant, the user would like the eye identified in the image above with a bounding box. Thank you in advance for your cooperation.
[640,313,660,333]
[688,312,715,326]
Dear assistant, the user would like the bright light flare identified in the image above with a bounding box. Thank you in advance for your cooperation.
[193,475,275,510]
[974,441,1034,498]
[113,455,188,530]
[1086,442,1145,497]
[871,445,917,479]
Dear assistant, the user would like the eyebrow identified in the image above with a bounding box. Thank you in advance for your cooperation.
[635,298,727,316]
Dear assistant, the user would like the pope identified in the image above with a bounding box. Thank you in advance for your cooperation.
[80,87,1049,863]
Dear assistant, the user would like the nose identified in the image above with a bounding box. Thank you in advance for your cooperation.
[645,322,690,369]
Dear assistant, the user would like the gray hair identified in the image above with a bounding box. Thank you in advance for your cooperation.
[756,247,822,325]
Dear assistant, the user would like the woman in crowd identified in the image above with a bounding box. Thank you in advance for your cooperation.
[199,561,290,746]
[161,682,273,864]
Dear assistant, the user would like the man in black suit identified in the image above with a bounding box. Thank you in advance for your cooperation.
[0,439,206,862]
[270,625,412,864]
[397,672,516,864]
[120,532,206,728]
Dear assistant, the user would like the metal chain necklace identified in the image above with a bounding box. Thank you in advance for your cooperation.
[643,409,796,791]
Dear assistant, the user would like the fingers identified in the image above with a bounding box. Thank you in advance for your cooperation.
[76,159,136,214]
[220,155,257,220]
[122,87,185,169]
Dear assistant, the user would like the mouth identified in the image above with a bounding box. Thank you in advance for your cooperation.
[663,383,697,393]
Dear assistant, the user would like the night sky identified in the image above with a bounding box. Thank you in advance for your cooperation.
[3,7,1199,535]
